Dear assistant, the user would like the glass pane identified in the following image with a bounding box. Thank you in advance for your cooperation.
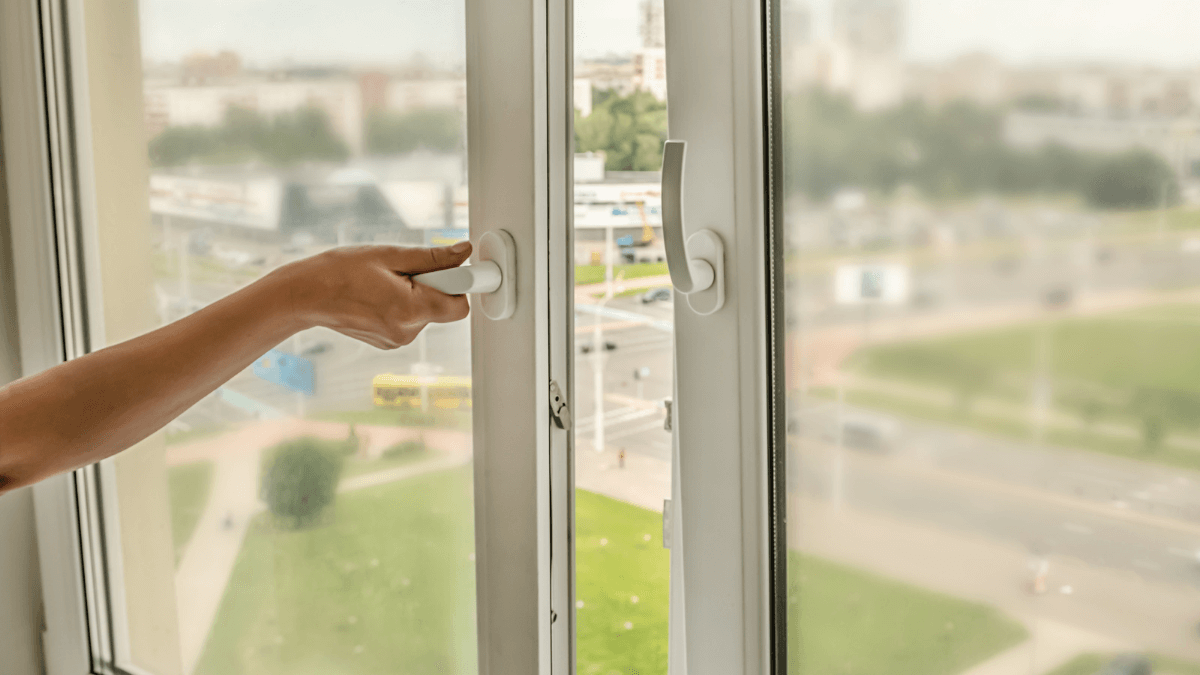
[574,0,672,672]
[102,3,476,673]
[783,1,1200,673]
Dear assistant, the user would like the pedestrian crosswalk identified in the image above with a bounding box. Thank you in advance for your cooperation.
[575,406,663,433]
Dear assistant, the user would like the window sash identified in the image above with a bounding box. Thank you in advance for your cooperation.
[661,0,783,671]
[4,0,577,673]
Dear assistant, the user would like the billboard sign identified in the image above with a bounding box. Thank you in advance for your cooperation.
[253,349,315,396]
[834,264,910,305]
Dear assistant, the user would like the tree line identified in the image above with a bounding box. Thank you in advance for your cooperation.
[150,106,350,167]
[149,89,1179,212]
[783,88,1179,209]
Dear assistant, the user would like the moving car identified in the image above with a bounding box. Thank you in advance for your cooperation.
[641,287,672,304]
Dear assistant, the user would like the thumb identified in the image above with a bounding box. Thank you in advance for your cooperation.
[381,241,472,275]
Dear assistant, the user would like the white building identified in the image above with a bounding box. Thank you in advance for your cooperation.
[574,78,594,117]
[144,79,365,154]
[784,0,906,110]
[384,79,466,112]
[633,48,668,101]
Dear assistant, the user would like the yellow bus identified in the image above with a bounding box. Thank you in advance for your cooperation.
[371,374,473,411]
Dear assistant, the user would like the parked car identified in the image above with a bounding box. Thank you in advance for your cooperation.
[580,340,617,354]
[822,413,900,453]
[641,287,672,304]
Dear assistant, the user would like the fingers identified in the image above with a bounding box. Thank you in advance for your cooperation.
[379,242,472,275]
[407,281,471,324]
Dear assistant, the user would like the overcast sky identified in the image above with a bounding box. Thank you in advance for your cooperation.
[139,0,1200,68]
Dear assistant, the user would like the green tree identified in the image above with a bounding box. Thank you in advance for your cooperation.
[147,105,348,167]
[575,89,668,171]
[265,107,349,165]
[1084,149,1178,209]
[365,109,462,155]
[780,87,1178,208]
[149,126,221,167]
[263,437,343,527]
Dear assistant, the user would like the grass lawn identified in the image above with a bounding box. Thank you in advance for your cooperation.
[591,284,666,300]
[168,461,214,566]
[845,302,1200,470]
[195,466,478,675]
[575,491,670,675]
[1046,653,1200,675]
[575,262,669,286]
[830,387,1200,473]
[789,554,1027,675]
[197,470,1024,675]
[856,304,1200,396]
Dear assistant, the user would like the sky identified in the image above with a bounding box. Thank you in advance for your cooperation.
[140,0,1200,68]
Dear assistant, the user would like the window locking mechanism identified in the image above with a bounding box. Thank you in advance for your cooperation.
[550,380,572,431]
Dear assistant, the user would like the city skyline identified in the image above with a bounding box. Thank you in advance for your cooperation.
[141,0,1200,68]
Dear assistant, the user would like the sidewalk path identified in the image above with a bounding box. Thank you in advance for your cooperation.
[961,619,1125,675]
[575,440,670,511]
[174,447,260,675]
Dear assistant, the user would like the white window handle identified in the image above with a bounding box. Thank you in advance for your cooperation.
[661,140,725,315]
[413,261,501,295]
[412,229,516,320]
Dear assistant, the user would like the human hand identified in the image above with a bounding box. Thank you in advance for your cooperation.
[279,242,473,349]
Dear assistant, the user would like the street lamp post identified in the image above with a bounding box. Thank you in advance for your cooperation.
[179,227,191,321]
[591,265,625,453]
[634,366,650,400]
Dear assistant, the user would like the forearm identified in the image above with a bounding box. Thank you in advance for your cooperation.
[0,267,309,491]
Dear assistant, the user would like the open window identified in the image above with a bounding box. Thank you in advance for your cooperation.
[3,0,571,673]
[4,0,793,672]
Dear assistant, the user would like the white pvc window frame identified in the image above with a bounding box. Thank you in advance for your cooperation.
[0,0,577,673]
[661,0,786,670]
[2,0,786,671]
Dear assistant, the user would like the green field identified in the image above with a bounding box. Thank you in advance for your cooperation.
[195,466,1024,675]
[789,555,1027,675]
[1046,653,1200,675]
[856,304,1200,396]
[575,261,669,286]
[195,467,478,675]
[843,303,1200,469]
[575,491,671,674]
[168,461,214,566]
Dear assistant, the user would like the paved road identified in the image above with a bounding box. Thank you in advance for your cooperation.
[574,296,674,461]
[795,436,1200,590]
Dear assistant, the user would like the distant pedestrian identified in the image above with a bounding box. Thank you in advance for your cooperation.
[1031,557,1049,594]
[619,448,626,469]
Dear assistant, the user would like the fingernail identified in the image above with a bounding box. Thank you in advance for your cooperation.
[451,241,470,253]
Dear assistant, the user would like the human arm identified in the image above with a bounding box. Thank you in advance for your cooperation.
[0,242,471,493]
